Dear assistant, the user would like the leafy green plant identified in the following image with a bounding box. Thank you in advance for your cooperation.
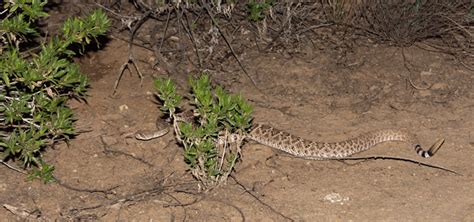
[0,0,109,182]
[247,0,274,22]
[27,161,56,184]
[155,74,253,189]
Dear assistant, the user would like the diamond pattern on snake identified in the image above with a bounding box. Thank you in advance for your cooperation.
[135,114,445,160]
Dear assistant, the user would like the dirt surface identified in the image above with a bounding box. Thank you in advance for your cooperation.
[2,8,474,221]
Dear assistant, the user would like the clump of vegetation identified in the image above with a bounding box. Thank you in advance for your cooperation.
[247,0,274,22]
[343,0,472,67]
[356,0,472,47]
[98,0,471,71]
[155,74,253,189]
[0,1,109,183]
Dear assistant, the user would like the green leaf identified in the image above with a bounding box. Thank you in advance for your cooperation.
[2,72,10,87]
[0,4,109,175]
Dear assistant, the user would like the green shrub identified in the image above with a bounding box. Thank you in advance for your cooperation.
[155,74,253,189]
[247,0,274,22]
[0,0,109,183]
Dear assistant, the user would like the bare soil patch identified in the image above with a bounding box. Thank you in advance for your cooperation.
[1,1,473,221]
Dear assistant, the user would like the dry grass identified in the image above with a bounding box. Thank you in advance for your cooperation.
[91,0,472,76]
[352,0,472,67]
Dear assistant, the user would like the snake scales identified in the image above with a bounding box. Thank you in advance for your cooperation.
[135,115,444,159]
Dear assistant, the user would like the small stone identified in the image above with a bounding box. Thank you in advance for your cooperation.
[109,201,124,210]
[369,85,378,91]
[431,83,448,90]
[148,56,156,63]
[418,90,432,97]
[119,104,129,112]
[0,183,7,191]
[169,36,180,41]
[101,136,118,146]
[420,70,434,76]
[323,192,350,205]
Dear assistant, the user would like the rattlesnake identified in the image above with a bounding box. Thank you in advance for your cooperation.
[135,115,445,159]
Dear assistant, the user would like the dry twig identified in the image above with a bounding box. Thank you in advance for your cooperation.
[113,11,152,95]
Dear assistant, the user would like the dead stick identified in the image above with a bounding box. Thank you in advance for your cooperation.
[334,155,461,175]
[202,3,259,89]
[113,10,152,94]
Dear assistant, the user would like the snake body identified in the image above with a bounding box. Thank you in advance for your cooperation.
[136,119,444,159]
